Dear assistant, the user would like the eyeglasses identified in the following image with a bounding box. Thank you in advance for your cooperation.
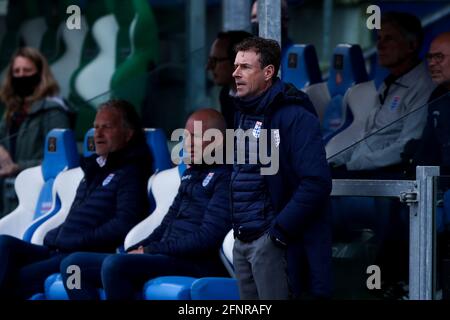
[426,52,450,64]
[207,56,230,67]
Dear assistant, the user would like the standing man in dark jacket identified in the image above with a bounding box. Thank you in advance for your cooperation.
[59,108,232,300]
[231,37,332,299]
[0,99,153,299]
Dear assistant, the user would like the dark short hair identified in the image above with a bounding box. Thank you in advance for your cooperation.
[381,11,424,54]
[97,99,144,140]
[235,37,281,78]
[216,30,253,62]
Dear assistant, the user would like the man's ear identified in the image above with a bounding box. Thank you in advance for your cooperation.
[264,64,275,81]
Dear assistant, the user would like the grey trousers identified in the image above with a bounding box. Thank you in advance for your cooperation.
[233,232,291,300]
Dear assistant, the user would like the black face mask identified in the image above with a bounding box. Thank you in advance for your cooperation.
[251,22,259,36]
[11,73,41,98]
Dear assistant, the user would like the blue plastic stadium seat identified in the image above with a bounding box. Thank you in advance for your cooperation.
[29,293,46,300]
[143,276,197,300]
[46,274,69,300]
[144,128,172,173]
[83,128,96,157]
[142,276,240,300]
[11,129,79,242]
[0,129,79,242]
[282,44,322,90]
[191,277,239,300]
[142,230,238,300]
[321,44,368,140]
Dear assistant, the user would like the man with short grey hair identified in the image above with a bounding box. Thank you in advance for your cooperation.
[330,12,435,177]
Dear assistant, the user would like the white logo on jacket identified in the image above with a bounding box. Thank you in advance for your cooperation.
[102,173,115,186]
[202,172,214,187]
[253,121,263,138]
[181,174,192,181]
[273,129,280,148]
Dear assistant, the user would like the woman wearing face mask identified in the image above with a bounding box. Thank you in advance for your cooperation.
[0,47,70,213]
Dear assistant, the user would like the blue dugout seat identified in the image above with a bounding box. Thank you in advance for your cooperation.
[305,44,368,137]
[0,129,79,241]
[321,44,368,141]
[281,44,322,90]
[142,230,239,300]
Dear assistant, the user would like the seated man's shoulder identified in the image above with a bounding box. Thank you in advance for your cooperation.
[408,61,435,91]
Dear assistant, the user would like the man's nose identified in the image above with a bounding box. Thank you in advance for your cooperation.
[94,128,103,137]
[232,67,239,78]
[428,59,436,68]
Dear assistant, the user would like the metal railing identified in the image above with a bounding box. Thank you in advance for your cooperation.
[331,166,439,300]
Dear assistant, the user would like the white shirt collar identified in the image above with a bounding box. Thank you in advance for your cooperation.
[96,156,107,167]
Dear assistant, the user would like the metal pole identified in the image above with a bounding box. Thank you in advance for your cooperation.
[186,0,207,114]
[322,0,333,62]
[222,0,251,32]
[258,0,281,46]
[409,166,439,300]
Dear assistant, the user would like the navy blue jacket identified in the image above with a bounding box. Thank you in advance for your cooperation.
[404,85,450,172]
[131,164,232,273]
[44,136,153,253]
[233,78,332,298]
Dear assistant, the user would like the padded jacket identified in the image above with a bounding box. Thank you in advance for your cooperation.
[232,78,333,298]
[44,136,153,253]
[131,164,232,271]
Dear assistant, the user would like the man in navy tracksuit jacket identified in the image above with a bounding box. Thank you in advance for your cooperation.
[59,109,232,300]
[0,99,153,299]
[231,37,332,299]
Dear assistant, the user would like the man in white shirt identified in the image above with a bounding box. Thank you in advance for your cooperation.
[331,12,435,177]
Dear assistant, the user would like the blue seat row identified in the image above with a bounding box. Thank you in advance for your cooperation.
[0,127,173,244]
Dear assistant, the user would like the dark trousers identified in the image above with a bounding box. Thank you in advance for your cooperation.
[233,233,290,300]
[60,252,226,300]
[0,235,67,299]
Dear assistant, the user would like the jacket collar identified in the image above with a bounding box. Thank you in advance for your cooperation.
[28,97,68,115]
[234,77,316,117]
[81,136,153,179]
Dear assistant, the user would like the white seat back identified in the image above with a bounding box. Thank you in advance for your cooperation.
[51,17,88,98]
[304,82,331,123]
[0,166,44,238]
[220,229,235,277]
[124,166,181,251]
[325,80,378,159]
[31,167,84,245]
[74,14,118,104]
